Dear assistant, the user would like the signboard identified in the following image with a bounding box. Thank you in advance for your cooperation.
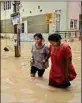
[11,12,20,25]
[45,12,56,24]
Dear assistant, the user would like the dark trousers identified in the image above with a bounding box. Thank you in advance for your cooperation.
[31,66,45,77]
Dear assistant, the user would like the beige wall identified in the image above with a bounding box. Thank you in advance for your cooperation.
[1,14,49,33]
[1,19,14,33]
[26,14,49,33]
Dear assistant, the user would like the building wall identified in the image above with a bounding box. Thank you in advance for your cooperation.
[1,19,14,33]
[21,2,68,32]
[1,2,68,33]
[23,14,49,33]
[1,2,13,20]
[1,2,14,33]
[68,1,81,30]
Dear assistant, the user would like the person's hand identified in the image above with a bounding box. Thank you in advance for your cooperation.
[30,58,34,66]
[41,59,46,68]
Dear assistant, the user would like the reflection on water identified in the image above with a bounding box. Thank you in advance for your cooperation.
[1,39,81,103]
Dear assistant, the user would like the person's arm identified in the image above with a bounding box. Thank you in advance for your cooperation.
[65,56,72,80]
[43,45,51,63]
[64,45,72,81]
[44,53,50,62]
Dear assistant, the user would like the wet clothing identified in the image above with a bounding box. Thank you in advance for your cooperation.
[49,79,71,88]
[31,66,45,77]
[49,43,77,88]
[31,43,49,70]
[30,43,49,76]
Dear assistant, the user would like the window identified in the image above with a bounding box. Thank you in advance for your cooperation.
[8,1,10,9]
[40,9,42,12]
[4,2,6,10]
[6,1,8,10]
[38,6,40,9]
[30,11,32,14]
[8,1,11,9]
[21,23,24,33]
[4,1,11,10]
[70,20,73,28]
[70,19,77,29]
[74,20,77,28]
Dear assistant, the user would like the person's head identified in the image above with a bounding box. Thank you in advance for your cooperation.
[33,33,44,45]
[48,33,62,46]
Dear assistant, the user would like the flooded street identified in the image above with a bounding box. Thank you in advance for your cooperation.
[1,39,81,103]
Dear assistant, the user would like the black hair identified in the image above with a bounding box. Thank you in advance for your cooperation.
[48,33,62,42]
[33,33,43,40]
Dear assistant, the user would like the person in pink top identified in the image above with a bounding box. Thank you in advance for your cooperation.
[48,33,77,88]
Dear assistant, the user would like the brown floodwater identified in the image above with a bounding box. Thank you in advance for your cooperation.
[1,39,81,103]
